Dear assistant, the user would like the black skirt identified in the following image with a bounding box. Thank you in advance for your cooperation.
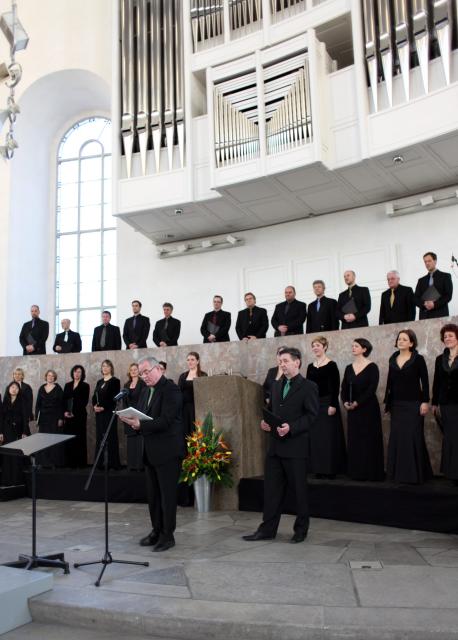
[309,397,346,475]
[347,397,384,481]
[440,404,458,480]
[386,401,432,484]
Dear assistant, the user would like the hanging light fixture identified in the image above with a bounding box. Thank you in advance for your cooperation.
[0,0,29,159]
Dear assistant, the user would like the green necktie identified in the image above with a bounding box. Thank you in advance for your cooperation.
[282,379,291,399]
[147,387,154,407]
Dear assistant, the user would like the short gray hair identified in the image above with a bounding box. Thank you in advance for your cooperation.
[138,356,160,368]
[387,270,400,278]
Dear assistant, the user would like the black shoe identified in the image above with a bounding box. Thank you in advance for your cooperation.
[139,531,159,546]
[153,539,175,552]
[290,532,307,543]
[242,531,275,541]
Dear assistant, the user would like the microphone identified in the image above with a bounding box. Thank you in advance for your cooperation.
[451,254,458,266]
[113,388,129,402]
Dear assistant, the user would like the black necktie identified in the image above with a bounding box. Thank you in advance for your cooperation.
[133,316,137,329]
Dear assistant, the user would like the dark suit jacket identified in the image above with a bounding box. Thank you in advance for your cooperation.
[19,318,49,355]
[271,299,307,336]
[91,323,122,352]
[138,375,185,465]
[236,306,269,340]
[337,285,371,329]
[306,297,338,333]
[53,329,82,353]
[122,314,150,349]
[153,317,181,347]
[268,374,319,459]
[414,270,453,319]
[200,310,231,343]
[379,284,416,325]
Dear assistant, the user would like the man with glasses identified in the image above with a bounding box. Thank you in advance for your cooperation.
[119,356,184,552]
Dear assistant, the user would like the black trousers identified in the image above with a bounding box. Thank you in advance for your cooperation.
[145,457,181,541]
[259,454,309,537]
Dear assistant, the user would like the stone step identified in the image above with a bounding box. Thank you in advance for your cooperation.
[2,622,170,640]
[29,584,458,640]
[0,567,53,635]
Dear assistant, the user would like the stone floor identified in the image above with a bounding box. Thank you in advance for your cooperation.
[2,498,458,639]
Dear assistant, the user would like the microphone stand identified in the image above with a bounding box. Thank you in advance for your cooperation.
[74,395,149,586]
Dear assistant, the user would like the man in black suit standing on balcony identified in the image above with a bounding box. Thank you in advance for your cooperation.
[123,300,150,349]
[153,302,181,347]
[236,292,269,341]
[19,305,49,355]
[92,310,122,351]
[242,347,319,543]
[306,280,338,334]
[379,271,416,325]
[200,295,231,343]
[414,252,453,320]
[271,286,307,336]
[337,271,371,329]
[53,318,82,353]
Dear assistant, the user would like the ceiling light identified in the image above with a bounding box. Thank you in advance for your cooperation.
[226,234,239,245]
[392,154,404,165]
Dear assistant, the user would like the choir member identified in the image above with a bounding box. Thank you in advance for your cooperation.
[341,339,384,481]
[10,368,33,422]
[337,271,371,329]
[235,292,269,341]
[271,286,307,336]
[53,318,82,353]
[432,323,458,484]
[306,280,338,334]
[63,365,90,468]
[153,303,181,347]
[158,361,167,375]
[36,370,65,468]
[379,271,416,325]
[262,346,287,405]
[0,383,30,486]
[200,295,231,343]
[123,362,146,471]
[91,311,122,352]
[306,336,346,478]
[414,252,453,319]
[178,352,208,438]
[92,359,121,469]
[19,304,49,355]
[122,300,150,349]
[385,329,432,484]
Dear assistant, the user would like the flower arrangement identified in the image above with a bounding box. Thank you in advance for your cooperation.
[181,412,233,487]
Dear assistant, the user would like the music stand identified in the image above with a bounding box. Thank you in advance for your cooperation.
[1,433,74,574]
[73,407,149,586]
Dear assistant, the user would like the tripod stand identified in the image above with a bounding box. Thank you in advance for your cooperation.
[74,408,149,586]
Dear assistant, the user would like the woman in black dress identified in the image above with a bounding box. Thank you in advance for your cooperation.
[0,383,30,486]
[385,329,432,484]
[432,323,458,484]
[11,367,34,423]
[306,336,346,478]
[123,362,146,470]
[262,345,287,405]
[341,338,384,481]
[36,369,65,468]
[92,359,121,470]
[178,352,208,437]
[63,365,90,468]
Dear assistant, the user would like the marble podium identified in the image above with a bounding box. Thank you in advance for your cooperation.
[193,375,266,510]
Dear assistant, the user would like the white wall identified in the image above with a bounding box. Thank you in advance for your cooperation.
[117,201,458,346]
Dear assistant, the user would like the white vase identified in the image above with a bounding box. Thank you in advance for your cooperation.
[194,475,213,512]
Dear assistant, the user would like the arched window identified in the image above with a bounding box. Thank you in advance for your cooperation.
[55,117,115,352]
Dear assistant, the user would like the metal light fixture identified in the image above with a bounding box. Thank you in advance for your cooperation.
[0,1,29,160]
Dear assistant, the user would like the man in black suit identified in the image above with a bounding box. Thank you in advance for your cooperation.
[19,305,49,355]
[200,295,231,343]
[379,271,416,325]
[120,356,184,552]
[243,347,319,543]
[306,280,338,334]
[337,271,371,329]
[236,292,269,341]
[53,318,82,353]
[414,252,453,319]
[271,286,307,336]
[123,300,150,349]
[153,303,181,347]
[91,310,122,351]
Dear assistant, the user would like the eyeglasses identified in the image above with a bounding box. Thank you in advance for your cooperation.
[139,367,156,377]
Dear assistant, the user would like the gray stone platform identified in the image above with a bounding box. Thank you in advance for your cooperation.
[2,498,458,639]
